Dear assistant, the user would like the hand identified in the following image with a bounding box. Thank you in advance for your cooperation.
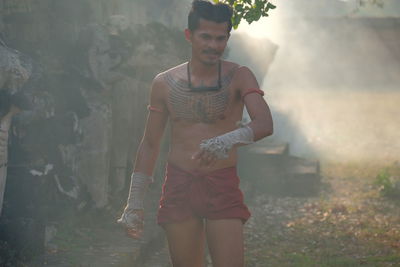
[117,208,144,239]
[192,149,218,167]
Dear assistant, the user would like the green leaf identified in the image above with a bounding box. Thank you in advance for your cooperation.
[267,2,277,9]
[232,14,241,29]
[235,4,244,11]
[254,9,262,21]
[217,0,277,29]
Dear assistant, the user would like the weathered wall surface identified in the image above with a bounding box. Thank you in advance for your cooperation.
[0,0,188,206]
[0,0,190,263]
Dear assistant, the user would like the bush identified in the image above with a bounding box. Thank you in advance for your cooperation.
[374,166,400,199]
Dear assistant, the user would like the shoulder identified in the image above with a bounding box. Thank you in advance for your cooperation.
[220,60,256,81]
[221,60,240,73]
[229,64,259,90]
[151,63,182,86]
[150,72,168,97]
[235,65,256,80]
[160,62,187,79]
[150,62,187,95]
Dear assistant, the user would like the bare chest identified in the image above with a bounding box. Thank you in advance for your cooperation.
[165,71,238,124]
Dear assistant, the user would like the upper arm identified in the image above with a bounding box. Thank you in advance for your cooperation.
[142,74,169,148]
[236,66,270,121]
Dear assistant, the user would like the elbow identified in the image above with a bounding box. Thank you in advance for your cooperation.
[264,115,274,137]
[265,128,273,137]
[260,121,273,139]
[250,115,273,140]
[252,123,273,141]
[263,126,273,138]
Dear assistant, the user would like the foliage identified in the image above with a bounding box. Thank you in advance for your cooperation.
[244,162,400,266]
[213,0,276,29]
[359,0,385,8]
[374,168,400,199]
[353,0,386,13]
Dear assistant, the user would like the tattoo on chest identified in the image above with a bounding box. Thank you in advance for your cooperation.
[165,69,236,123]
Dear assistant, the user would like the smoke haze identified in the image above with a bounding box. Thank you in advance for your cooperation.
[236,0,400,163]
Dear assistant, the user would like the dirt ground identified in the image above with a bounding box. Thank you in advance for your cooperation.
[38,161,400,267]
[244,161,400,267]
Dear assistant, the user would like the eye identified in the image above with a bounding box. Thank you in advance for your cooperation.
[200,34,212,40]
[217,36,227,42]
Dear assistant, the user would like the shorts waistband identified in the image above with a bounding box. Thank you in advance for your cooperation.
[166,162,237,178]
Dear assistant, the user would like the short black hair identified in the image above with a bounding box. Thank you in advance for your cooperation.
[188,0,233,34]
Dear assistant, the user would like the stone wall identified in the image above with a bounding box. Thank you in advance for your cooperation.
[0,0,190,264]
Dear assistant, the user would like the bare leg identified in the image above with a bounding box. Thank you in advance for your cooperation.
[206,219,244,267]
[163,218,206,267]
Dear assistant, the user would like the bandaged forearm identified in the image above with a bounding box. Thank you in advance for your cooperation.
[125,172,153,210]
[199,125,254,159]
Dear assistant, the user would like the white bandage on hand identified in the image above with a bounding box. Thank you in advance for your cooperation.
[117,172,153,227]
[199,125,254,159]
[117,209,143,229]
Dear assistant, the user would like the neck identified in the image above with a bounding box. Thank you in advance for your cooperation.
[189,57,220,77]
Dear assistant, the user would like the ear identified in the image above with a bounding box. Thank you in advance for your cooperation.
[184,28,192,43]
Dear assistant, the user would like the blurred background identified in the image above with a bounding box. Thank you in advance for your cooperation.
[233,0,400,163]
[0,0,399,265]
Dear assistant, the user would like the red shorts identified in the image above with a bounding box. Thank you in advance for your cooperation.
[157,163,251,225]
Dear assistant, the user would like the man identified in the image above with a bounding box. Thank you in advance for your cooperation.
[118,1,273,266]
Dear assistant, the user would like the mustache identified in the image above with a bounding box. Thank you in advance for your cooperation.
[203,49,220,55]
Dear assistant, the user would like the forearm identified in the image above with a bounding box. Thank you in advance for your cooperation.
[119,139,160,212]
[246,117,273,141]
[133,138,161,177]
[245,98,274,141]
[199,124,254,159]
[199,116,273,159]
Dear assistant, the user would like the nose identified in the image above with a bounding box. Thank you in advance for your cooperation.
[207,38,219,50]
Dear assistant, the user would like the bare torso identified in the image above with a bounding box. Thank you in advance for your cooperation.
[160,60,245,172]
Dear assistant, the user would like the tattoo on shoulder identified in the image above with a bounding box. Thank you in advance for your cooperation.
[165,67,238,123]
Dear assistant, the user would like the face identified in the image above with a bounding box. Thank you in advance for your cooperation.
[185,18,230,66]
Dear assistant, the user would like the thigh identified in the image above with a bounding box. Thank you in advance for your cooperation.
[163,218,206,267]
[206,219,244,267]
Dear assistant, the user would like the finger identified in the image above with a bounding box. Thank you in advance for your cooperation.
[200,151,212,166]
[209,155,218,167]
[126,227,143,239]
[204,152,214,166]
[192,150,204,160]
[202,151,214,166]
[195,150,205,165]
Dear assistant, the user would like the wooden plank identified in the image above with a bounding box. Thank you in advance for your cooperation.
[286,156,320,175]
[246,143,289,156]
[239,144,321,197]
[283,156,321,196]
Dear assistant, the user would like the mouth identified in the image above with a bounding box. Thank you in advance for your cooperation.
[203,50,220,56]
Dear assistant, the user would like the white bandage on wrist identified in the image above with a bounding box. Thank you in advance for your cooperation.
[117,172,152,228]
[126,172,153,210]
[199,125,254,159]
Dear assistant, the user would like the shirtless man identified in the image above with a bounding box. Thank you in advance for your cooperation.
[118,1,273,266]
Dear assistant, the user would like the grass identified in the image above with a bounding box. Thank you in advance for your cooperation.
[244,161,400,267]
[8,160,397,266]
